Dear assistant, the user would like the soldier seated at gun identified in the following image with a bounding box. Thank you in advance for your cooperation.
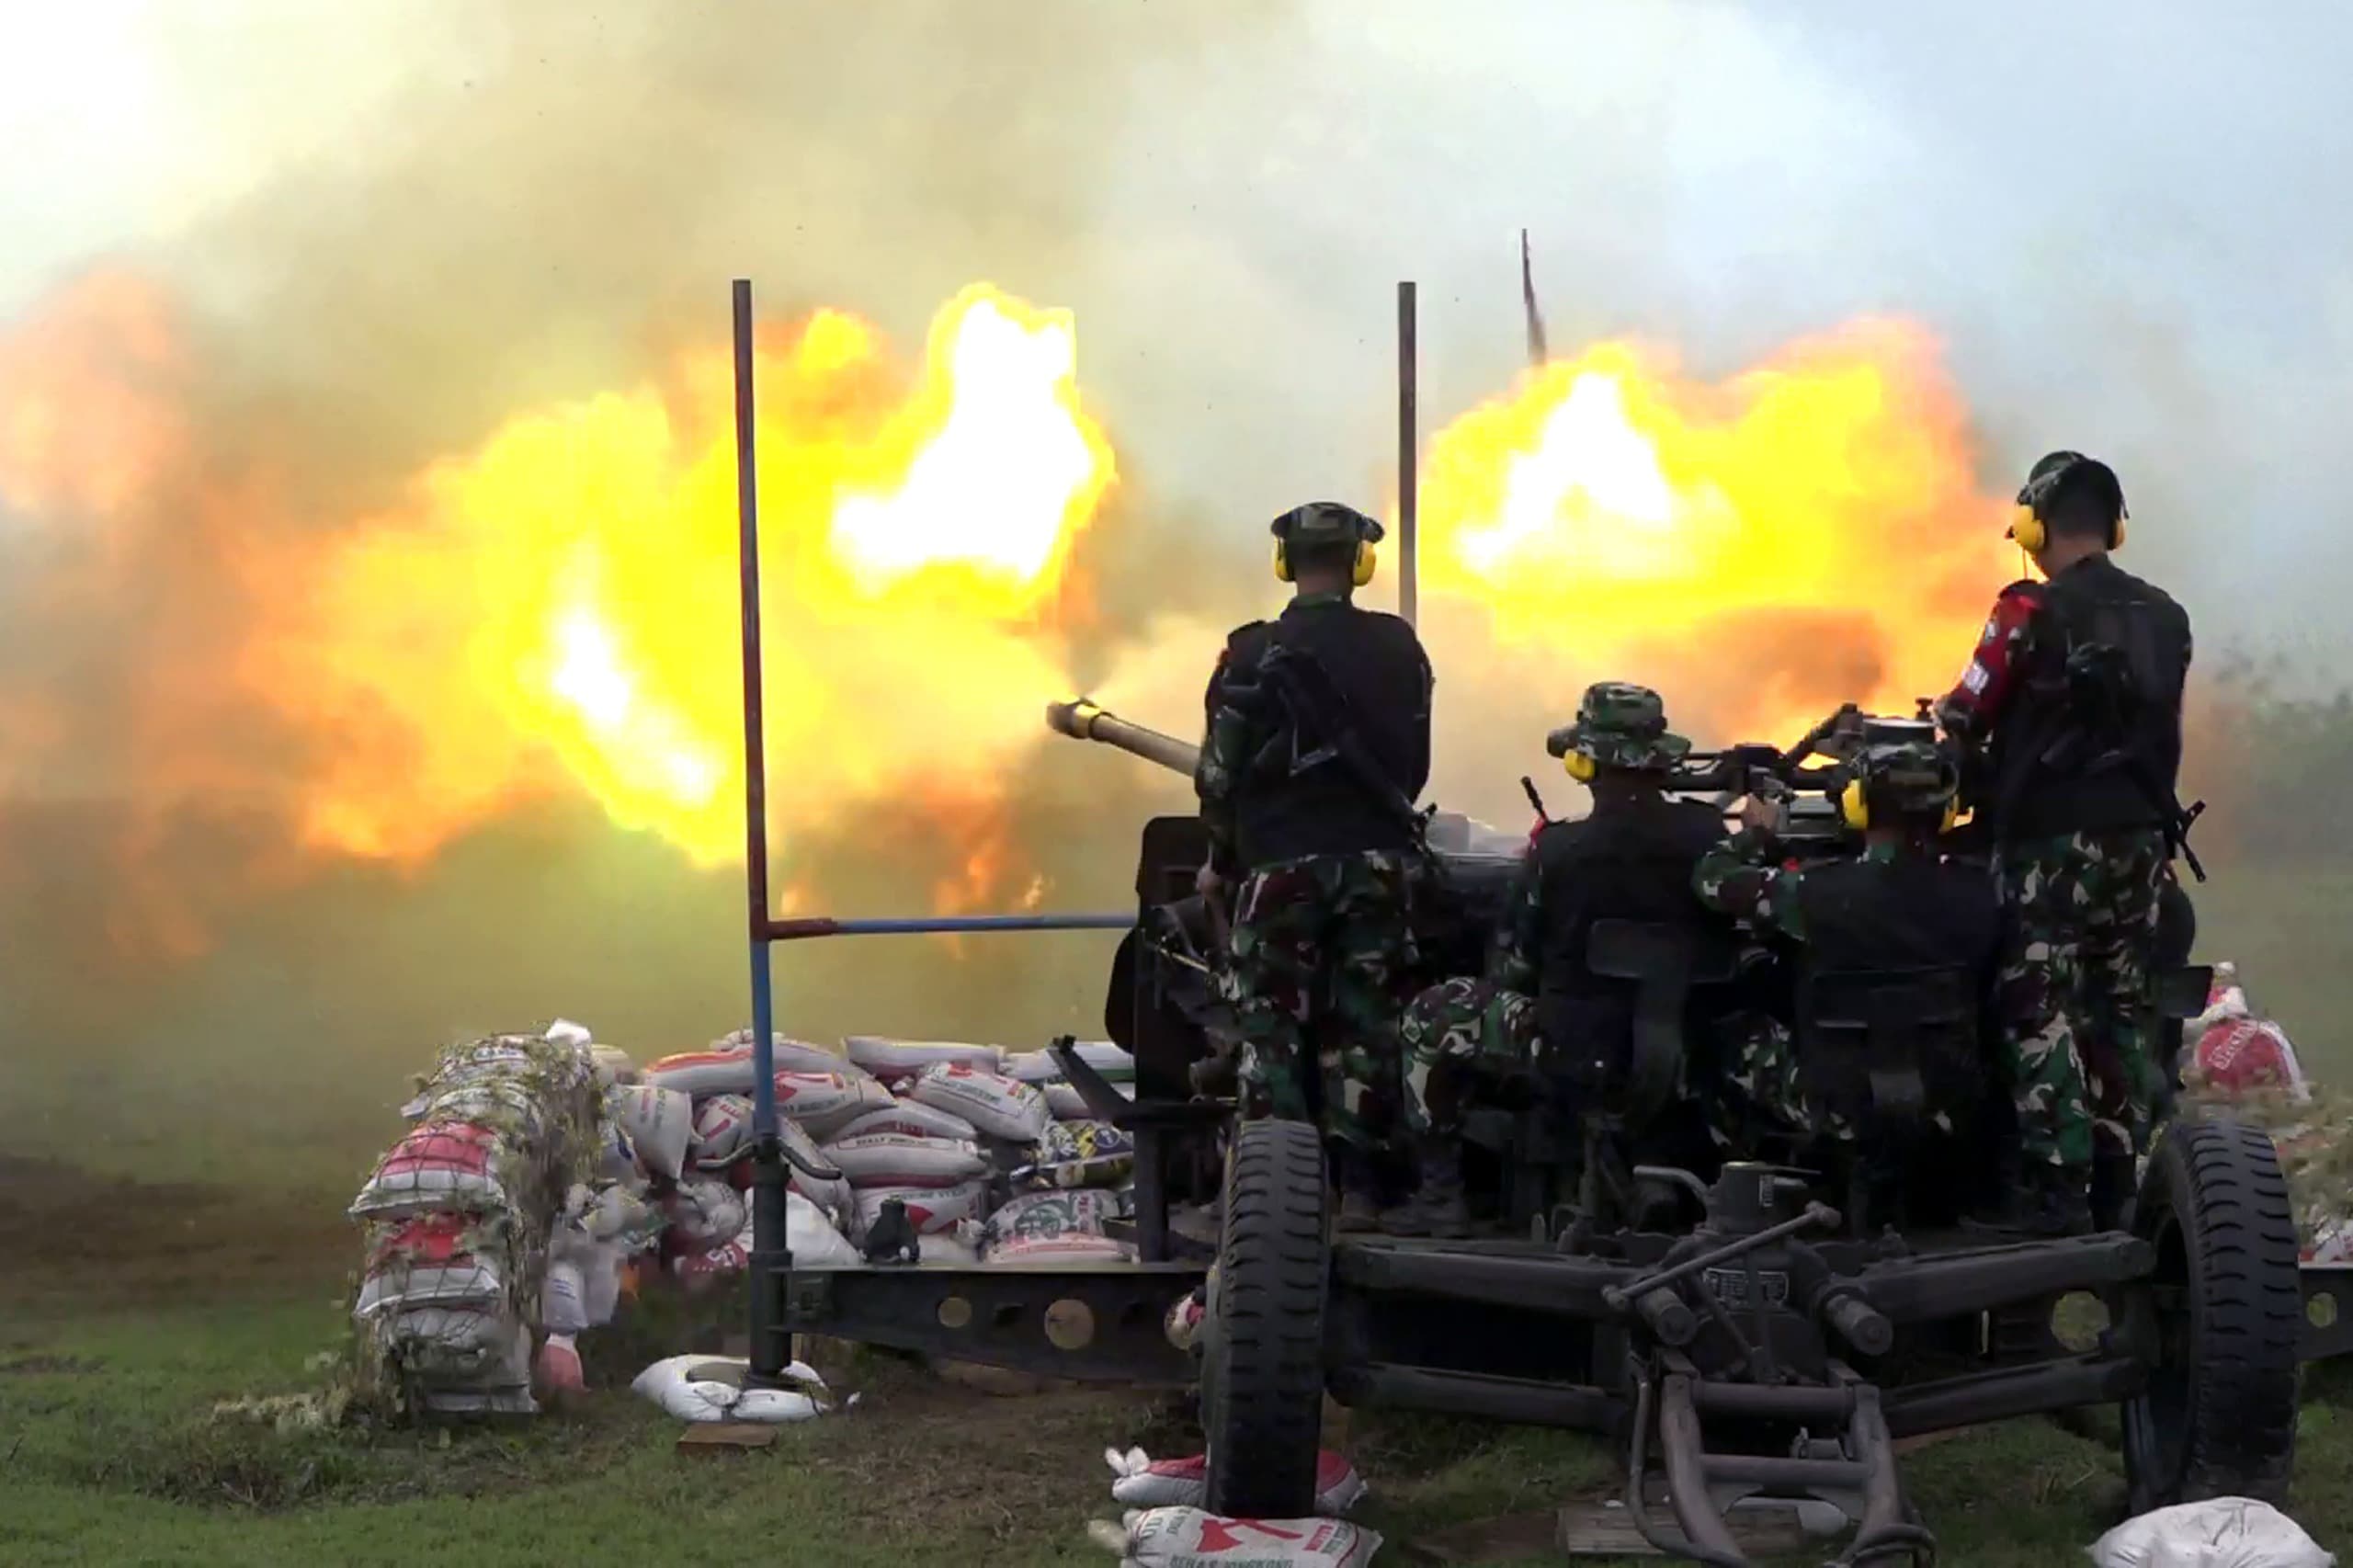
[1400,684,1730,1233]
[1693,740,2003,1209]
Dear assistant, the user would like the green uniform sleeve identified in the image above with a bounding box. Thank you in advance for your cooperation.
[1194,646,1246,878]
[1692,825,1807,941]
[1488,853,1541,991]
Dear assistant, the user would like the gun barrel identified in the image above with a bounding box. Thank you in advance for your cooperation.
[1045,699,1200,777]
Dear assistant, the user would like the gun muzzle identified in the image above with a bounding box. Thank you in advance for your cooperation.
[1044,698,1201,777]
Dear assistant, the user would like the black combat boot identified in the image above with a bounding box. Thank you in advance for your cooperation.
[1383,1137,1472,1238]
[1331,1143,1382,1233]
[2089,1152,2139,1233]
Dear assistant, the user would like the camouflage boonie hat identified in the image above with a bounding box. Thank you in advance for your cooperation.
[1548,682,1688,771]
[1855,738,1958,818]
[1270,500,1384,546]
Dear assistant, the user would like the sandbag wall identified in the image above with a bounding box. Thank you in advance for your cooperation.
[347,1022,1141,1416]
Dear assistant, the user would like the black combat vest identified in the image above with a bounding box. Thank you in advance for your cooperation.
[1529,791,1728,1074]
[1990,556,2191,841]
[1794,854,2002,982]
[1225,597,1433,869]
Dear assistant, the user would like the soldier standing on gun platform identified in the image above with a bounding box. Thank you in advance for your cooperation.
[1194,502,1435,1232]
[1937,451,2194,1234]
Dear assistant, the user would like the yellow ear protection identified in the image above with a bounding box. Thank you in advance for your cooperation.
[1271,537,1378,586]
[2010,452,2127,556]
[1562,748,1597,783]
[1840,756,1961,833]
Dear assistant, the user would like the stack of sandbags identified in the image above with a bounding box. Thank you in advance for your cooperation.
[349,1022,608,1416]
[1089,1510,1382,1566]
[1002,1040,1137,1121]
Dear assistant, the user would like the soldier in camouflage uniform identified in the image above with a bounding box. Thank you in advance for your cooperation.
[1195,501,1435,1231]
[1692,741,2001,1171]
[1938,451,2191,1233]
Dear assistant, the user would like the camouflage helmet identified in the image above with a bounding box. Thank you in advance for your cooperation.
[1270,501,1385,546]
[1854,738,1959,821]
[1547,682,1689,772]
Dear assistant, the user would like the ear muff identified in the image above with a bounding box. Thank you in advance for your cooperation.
[1351,540,1377,586]
[2110,513,2127,550]
[1840,777,1870,833]
[1273,540,1292,583]
[1939,797,1961,833]
[1562,749,1597,784]
[2010,504,2047,556]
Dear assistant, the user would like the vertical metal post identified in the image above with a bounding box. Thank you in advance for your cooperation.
[1397,279,1418,627]
[733,278,791,1384]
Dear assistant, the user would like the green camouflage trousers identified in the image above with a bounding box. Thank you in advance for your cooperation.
[1223,849,1417,1149]
[1399,977,1538,1136]
[1707,1012,1842,1153]
[1995,828,2167,1171]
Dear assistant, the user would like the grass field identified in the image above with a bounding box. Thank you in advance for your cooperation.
[4,862,2348,1566]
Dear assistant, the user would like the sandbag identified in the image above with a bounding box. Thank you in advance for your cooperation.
[1107,1448,1367,1516]
[1092,1508,1381,1567]
[541,1257,590,1335]
[781,1119,857,1219]
[773,1072,897,1137]
[984,1187,1123,1251]
[350,1122,512,1220]
[665,1179,749,1254]
[1017,1119,1136,1191]
[609,1085,694,1179]
[536,1331,585,1394]
[589,1044,638,1085]
[673,1191,862,1283]
[843,1036,1002,1085]
[855,1180,989,1237]
[418,1388,539,1417]
[1003,1040,1135,1084]
[629,1354,831,1425]
[690,1094,756,1168]
[824,1133,991,1189]
[642,1037,851,1096]
[987,1233,1133,1266]
[907,1063,1051,1142]
[830,1101,981,1143]
[2194,1017,2309,1099]
[917,1228,982,1267]
[386,1306,529,1387]
[356,1215,506,1317]
[2087,1498,2334,1567]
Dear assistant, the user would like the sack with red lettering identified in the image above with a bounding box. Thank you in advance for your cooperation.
[643,1036,854,1096]
[853,1180,988,1237]
[773,1072,896,1137]
[690,1094,756,1169]
[843,1036,1001,1085]
[350,1121,513,1220]
[1105,1448,1367,1516]
[985,1233,1133,1266]
[830,1100,980,1143]
[609,1085,694,1179]
[2192,1017,2310,1099]
[823,1133,991,1189]
[356,1214,506,1317]
[664,1178,749,1254]
[1090,1508,1382,1568]
[907,1062,1051,1142]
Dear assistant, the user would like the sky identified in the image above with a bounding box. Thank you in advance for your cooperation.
[4,0,2348,653]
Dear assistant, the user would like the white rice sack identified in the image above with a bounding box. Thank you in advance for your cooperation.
[387,1306,529,1387]
[673,1192,861,1286]
[350,1122,512,1221]
[774,1072,896,1137]
[907,1062,1051,1142]
[844,1036,1002,1085]
[642,1036,850,1096]
[1106,1448,1368,1517]
[690,1094,756,1168]
[983,1187,1123,1251]
[665,1178,749,1254]
[540,1257,590,1335]
[1003,1040,1135,1084]
[2088,1498,2334,1568]
[420,1388,538,1417]
[578,1243,625,1327]
[588,1043,638,1085]
[986,1233,1134,1266]
[609,1085,693,1179]
[544,1018,594,1050]
[355,1216,506,1318]
[629,1354,832,1425]
[824,1133,991,1189]
[855,1180,989,1237]
[783,1119,857,1218]
[1092,1507,1381,1568]
[830,1101,981,1143]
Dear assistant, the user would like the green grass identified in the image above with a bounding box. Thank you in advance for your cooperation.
[4,860,2347,1565]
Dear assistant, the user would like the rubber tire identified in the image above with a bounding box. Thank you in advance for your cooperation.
[2122,1115,2302,1515]
[1201,1119,1330,1518]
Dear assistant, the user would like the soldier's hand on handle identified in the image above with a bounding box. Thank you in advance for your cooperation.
[1194,864,1224,899]
[1741,793,1786,835]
